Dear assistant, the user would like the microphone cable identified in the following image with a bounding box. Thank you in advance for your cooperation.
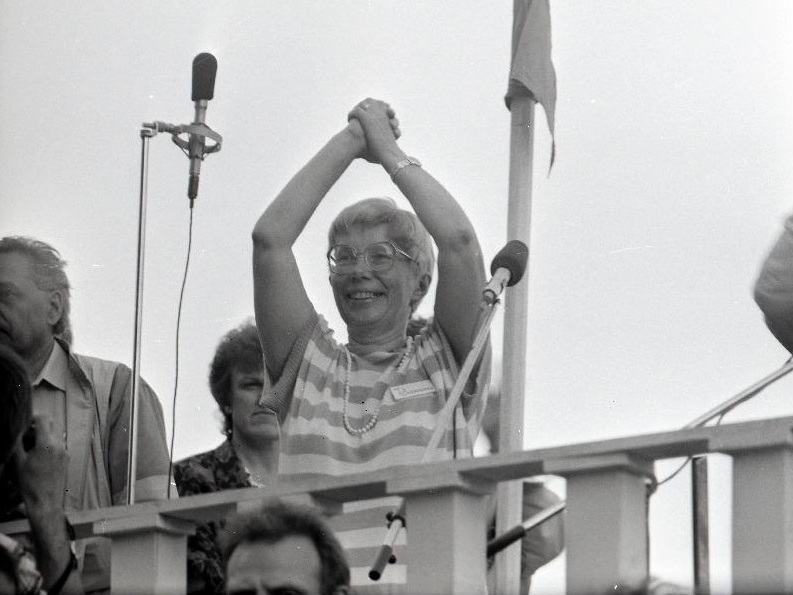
[654,356,792,490]
[166,203,195,498]
[655,411,732,490]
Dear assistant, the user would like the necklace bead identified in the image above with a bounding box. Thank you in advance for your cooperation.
[342,336,414,436]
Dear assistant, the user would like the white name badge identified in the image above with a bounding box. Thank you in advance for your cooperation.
[390,380,437,401]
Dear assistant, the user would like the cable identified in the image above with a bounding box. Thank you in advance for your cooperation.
[655,408,732,490]
[167,204,195,498]
[655,456,693,489]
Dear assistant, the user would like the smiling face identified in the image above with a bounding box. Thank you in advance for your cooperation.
[0,252,61,370]
[230,366,279,444]
[329,224,426,345]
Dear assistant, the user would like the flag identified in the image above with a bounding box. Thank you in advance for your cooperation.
[506,0,556,168]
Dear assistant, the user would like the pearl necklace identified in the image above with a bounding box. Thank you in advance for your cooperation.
[342,336,414,436]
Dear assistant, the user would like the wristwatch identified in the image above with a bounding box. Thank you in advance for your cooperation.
[389,157,422,181]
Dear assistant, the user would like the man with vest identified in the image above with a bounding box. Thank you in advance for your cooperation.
[0,236,172,593]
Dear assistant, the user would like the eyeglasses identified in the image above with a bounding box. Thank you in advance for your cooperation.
[327,241,415,275]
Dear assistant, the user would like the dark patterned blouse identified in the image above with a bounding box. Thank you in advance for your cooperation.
[174,440,251,594]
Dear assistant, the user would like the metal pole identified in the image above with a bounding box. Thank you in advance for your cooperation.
[692,457,710,594]
[127,128,153,505]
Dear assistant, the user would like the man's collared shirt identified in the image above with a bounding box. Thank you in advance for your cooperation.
[32,340,69,448]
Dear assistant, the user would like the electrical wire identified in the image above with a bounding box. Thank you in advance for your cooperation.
[655,456,693,489]
[655,407,731,490]
[167,203,194,498]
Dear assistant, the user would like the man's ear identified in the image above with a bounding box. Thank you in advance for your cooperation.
[46,290,64,329]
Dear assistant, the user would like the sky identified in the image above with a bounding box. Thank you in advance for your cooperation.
[2,2,793,592]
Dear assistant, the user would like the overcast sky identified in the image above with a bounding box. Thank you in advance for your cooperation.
[2,2,792,592]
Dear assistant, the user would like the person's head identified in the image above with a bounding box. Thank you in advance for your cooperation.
[0,344,32,476]
[0,237,72,364]
[208,320,276,442]
[222,498,350,595]
[327,198,435,335]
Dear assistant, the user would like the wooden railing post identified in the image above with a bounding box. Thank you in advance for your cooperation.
[712,424,793,595]
[389,470,494,595]
[546,453,653,595]
[94,513,194,595]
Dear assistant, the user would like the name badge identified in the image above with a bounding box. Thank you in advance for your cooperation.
[390,380,436,401]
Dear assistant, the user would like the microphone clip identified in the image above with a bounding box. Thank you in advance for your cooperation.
[140,121,223,158]
[170,123,223,159]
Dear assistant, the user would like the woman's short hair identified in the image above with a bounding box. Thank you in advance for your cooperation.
[328,197,435,312]
[0,236,72,342]
[208,320,263,438]
[221,498,350,595]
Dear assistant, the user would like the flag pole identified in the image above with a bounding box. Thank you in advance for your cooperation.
[494,93,535,595]
[495,0,555,590]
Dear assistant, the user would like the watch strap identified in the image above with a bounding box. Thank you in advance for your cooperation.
[389,157,422,180]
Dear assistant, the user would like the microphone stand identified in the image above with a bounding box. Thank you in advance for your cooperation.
[126,121,221,505]
[486,501,565,557]
[126,126,154,505]
[368,294,500,581]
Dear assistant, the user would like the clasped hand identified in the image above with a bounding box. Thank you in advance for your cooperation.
[346,98,402,164]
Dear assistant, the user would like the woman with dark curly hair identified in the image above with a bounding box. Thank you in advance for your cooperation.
[173,320,278,594]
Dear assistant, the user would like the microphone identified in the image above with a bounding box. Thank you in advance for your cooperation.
[483,240,529,304]
[187,52,218,200]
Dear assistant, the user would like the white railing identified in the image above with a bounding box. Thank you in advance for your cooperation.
[3,415,793,595]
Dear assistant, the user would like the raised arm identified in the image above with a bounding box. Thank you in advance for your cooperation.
[350,99,485,364]
[252,121,367,377]
[16,416,83,594]
[755,213,793,354]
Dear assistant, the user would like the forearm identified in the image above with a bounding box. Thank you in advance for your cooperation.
[385,153,482,258]
[26,505,81,594]
[252,126,361,250]
[387,152,485,361]
[252,125,359,374]
[15,415,83,594]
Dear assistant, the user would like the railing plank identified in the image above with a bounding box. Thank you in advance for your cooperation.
[2,415,792,594]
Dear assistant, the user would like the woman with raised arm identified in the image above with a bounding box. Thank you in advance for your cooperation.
[252,98,491,592]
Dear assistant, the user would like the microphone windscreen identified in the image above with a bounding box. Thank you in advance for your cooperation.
[490,240,529,287]
[191,53,218,101]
